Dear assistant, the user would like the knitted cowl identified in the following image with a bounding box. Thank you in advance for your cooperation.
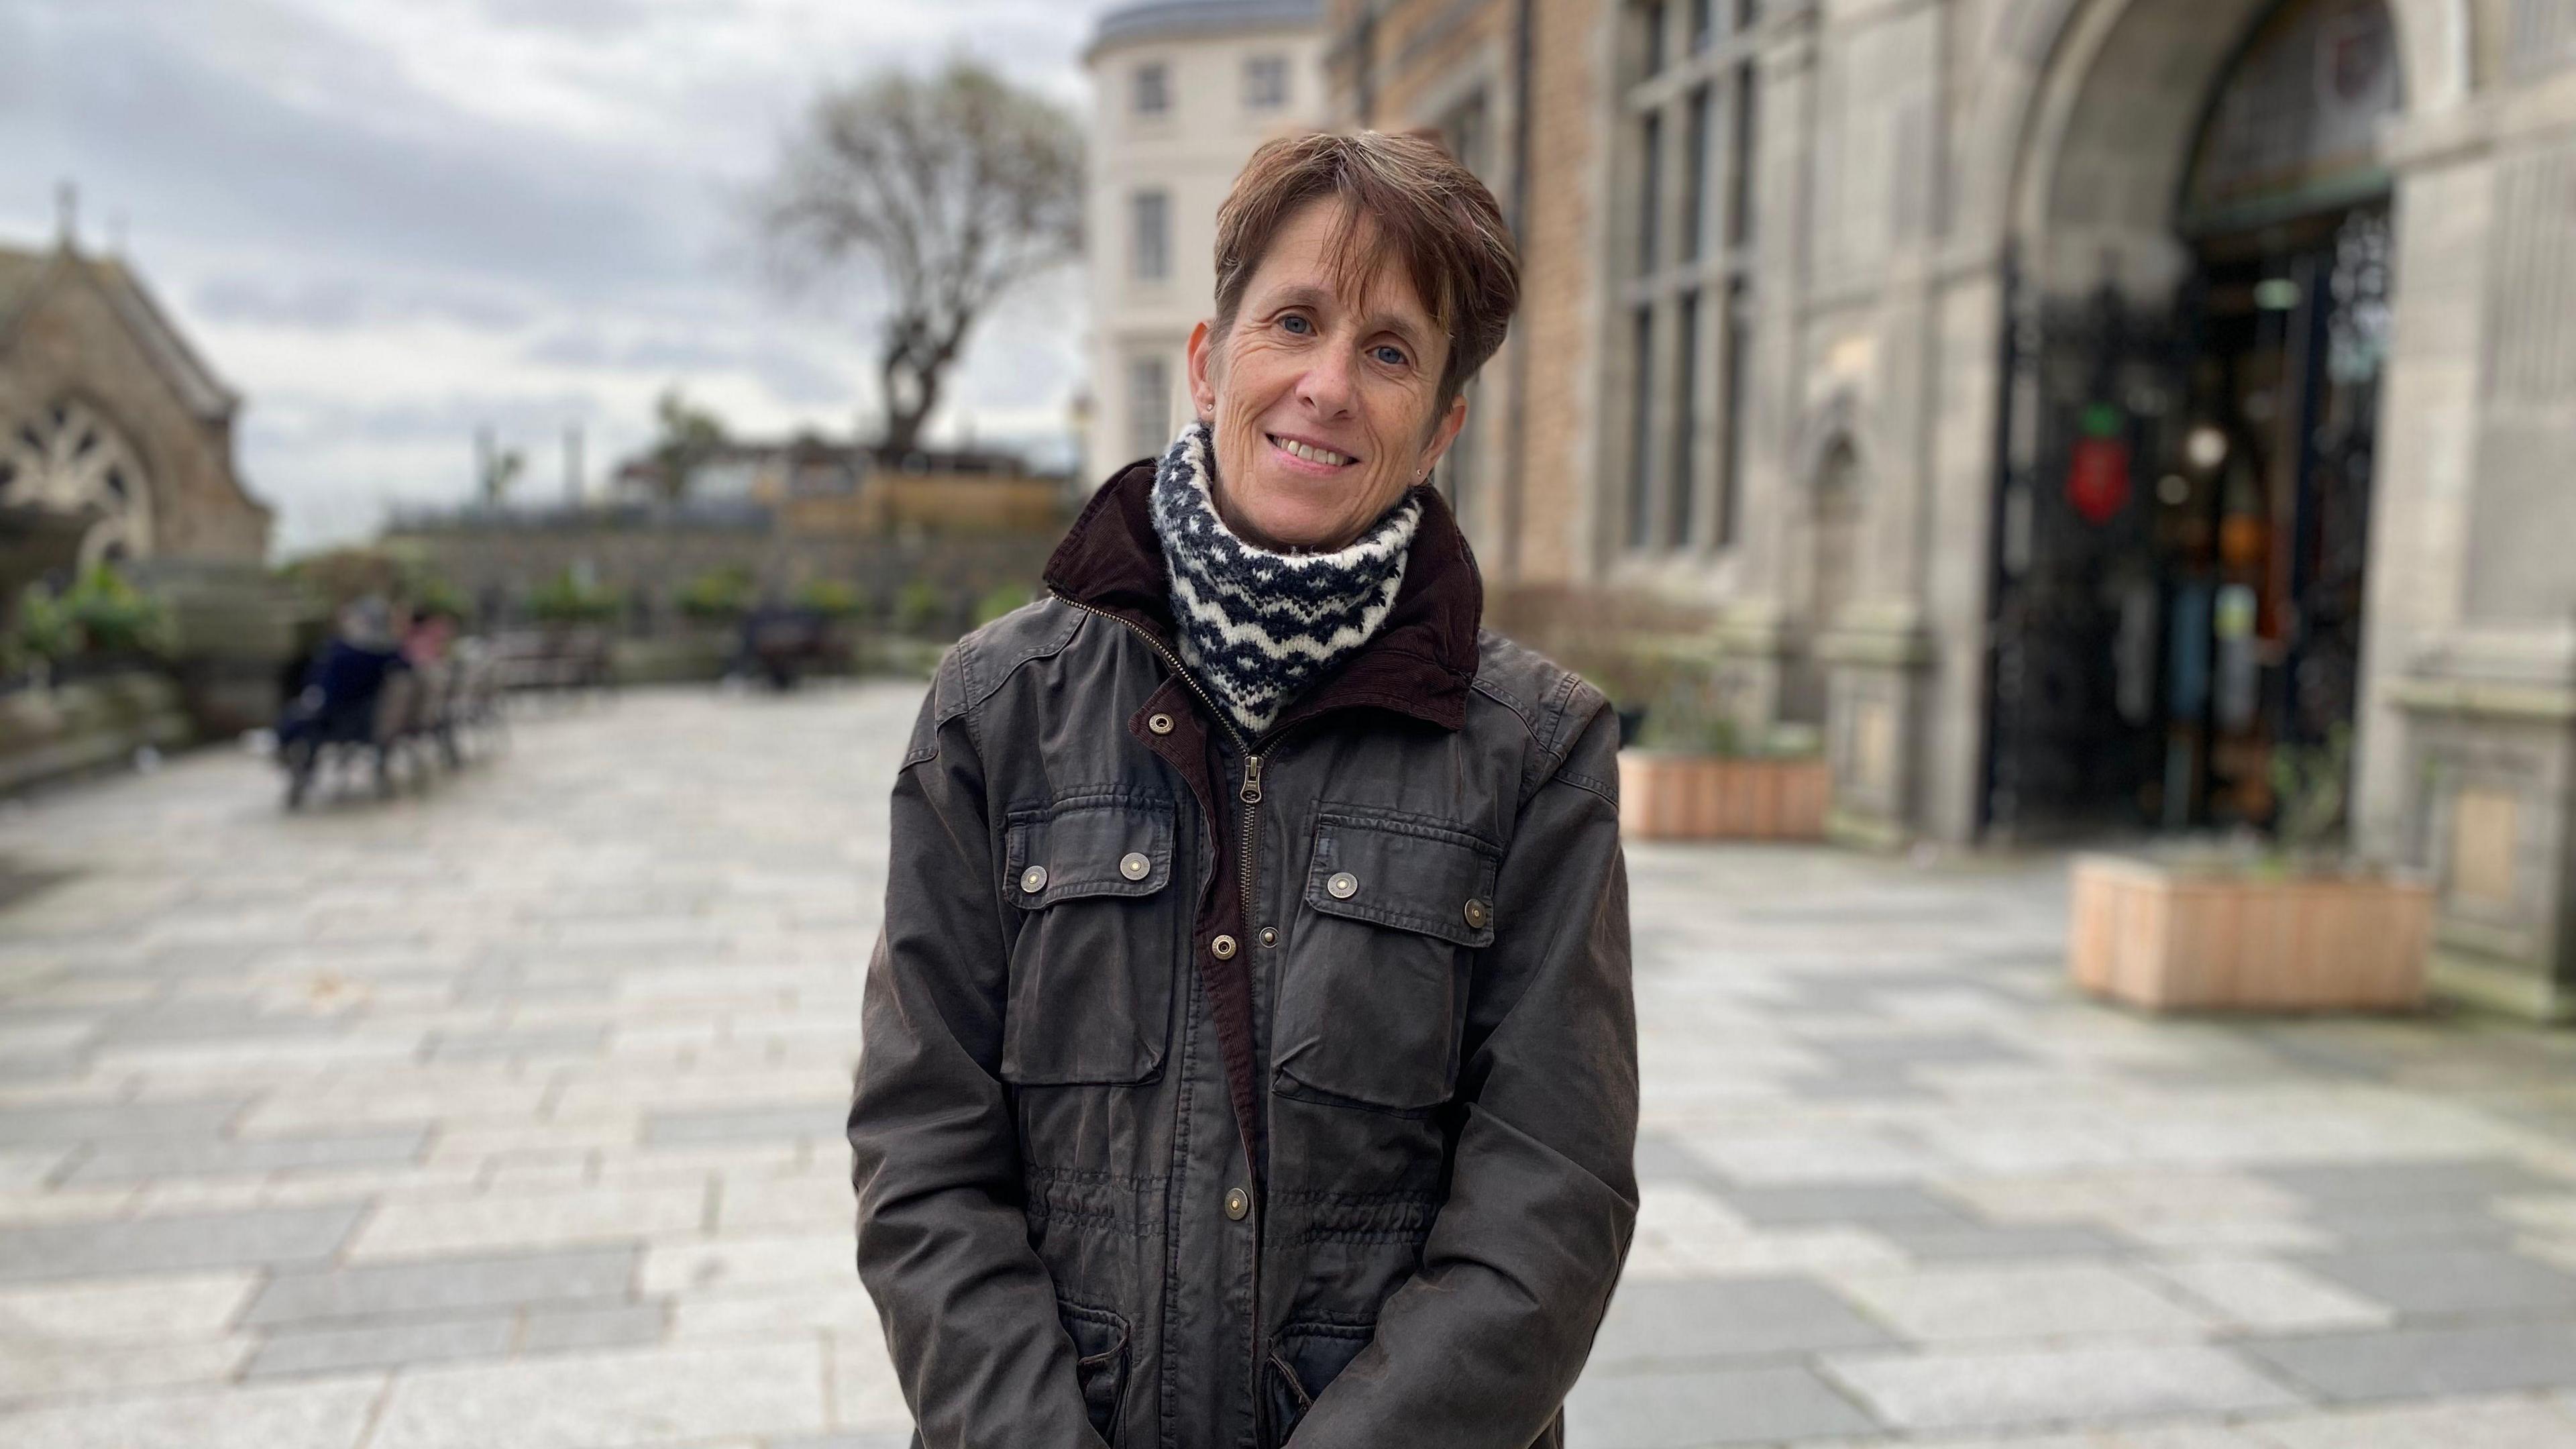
[1148,421,1423,737]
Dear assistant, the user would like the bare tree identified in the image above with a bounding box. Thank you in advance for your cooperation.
[649,388,728,503]
[757,60,1082,455]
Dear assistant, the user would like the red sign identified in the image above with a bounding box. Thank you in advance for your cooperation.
[2068,437,2132,524]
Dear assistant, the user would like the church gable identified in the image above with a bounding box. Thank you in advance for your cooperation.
[0,244,270,565]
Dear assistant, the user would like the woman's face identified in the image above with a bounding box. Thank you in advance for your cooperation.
[1187,201,1467,552]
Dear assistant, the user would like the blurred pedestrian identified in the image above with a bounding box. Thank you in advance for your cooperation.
[849,131,1636,1448]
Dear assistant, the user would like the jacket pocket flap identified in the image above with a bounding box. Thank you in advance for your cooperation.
[1006,794,1175,908]
[1303,810,1499,948]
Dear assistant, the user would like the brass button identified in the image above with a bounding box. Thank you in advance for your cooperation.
[1258,926,1277,947]
[1463,898,1491,930]
[1019,865,1048,894]
[1211,934,1238,961]
[1147,712,1175,735]
[1224,1187,1250,1221]
[1120,852,1151,881]
[1326,871,1358,900]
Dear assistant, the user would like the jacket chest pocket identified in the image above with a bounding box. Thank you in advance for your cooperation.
[1271,810,1499,1114]
[1001,794,1179,1086]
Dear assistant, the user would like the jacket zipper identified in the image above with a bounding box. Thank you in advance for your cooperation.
[1049,591,1275,1422]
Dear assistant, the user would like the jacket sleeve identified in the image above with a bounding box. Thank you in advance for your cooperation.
[848,647,1107,1449]
[1287,697,1640,1448]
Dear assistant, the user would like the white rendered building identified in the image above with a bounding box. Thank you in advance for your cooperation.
[1083,1,1328,486]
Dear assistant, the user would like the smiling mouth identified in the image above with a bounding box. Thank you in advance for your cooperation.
[1268,434,1358,468]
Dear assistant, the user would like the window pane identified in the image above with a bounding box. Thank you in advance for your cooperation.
[1682,86,1711,263]
[1244,54,1289,109]
[1628,306,1657,549]
[1638,111,1663,274]
[1671,290,1701,547]
[1644,1,1666,76]
[1134,62,1169,115]
[1719,282,1748,546]
[1727,62,1759,250]
[1128,356,1170,459]
[1691,0,1712,50]
[1132,191,1169,280]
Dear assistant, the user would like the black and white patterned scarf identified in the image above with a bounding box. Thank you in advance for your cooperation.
[1148,421,1422,737]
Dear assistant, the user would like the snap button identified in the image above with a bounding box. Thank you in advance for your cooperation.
[1463,898,1491,930]
[1326,871,1358,900]
[1019,865,1048,894]
[1259,926,1277,947]
[1147,712,1175,735]
[1211,934,1238,960]
[1120,852,1151,881]
[1224,1187,1249,1221]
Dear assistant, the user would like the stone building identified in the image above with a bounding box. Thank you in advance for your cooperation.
[1084,1,1331,485]
[0,236,272,568]
[1329,0,2576,1018]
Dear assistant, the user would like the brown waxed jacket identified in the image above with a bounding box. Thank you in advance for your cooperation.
[849,460,1638,1449]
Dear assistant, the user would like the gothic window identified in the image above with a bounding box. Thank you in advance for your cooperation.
[0,398,154,566]
[1620,0,1763,555]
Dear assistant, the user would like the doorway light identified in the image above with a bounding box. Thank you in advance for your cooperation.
[2254,278,2301,311]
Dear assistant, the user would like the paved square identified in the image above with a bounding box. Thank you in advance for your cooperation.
[1,684,2573,1447]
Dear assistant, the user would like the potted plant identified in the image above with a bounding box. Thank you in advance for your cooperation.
[2067,729,2434,1011]
[1611,644,1830,843]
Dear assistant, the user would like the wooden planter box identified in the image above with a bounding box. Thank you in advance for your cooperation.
[2068,853,2433,1012]
[1617,751,1829,841]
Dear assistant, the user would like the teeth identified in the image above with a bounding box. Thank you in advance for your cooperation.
[1275,437,1349,466]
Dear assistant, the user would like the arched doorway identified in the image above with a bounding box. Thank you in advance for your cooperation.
[1981,0,2402,839]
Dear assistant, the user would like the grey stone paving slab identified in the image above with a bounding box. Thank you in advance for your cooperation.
[1824,1342,2302,1432]
[245,1244,642,1324]
[66,1126,431,1185]
[1565,1363,1880,1446]
[1718,1183,1973,1228]
[1878,1222,2133,1262]
[769,1436,915,1449]
[2243,1320,2576,1402]
[642,1102,847,1148]
[2291,1245,2576,1316]
[247,1315,516,1379]
[0,1203,365,1283]
[425,1025,609,1062]
[1588,1277,1900,1367]
[2257,1159,2568,1202]
[1802,1032,2034,1067]
[519,1300,668,1352]
[94,999,352,1046]
[1778,1070,1938,1102]
[2300,1197,2516,1246]
[1632,1132,1726,1185]
[0,1098,249,1146]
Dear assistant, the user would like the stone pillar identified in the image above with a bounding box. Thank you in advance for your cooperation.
[1817,603,1935,849]
[2356,66,2576,1020]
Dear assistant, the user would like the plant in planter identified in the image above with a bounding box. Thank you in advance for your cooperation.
[1613,651,1831,843]
[677,565,757,625]
[2068,727,2433,1012]
[10,566,174,686]
[527,570,623,627]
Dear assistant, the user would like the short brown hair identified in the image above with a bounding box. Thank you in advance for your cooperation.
[1212,130,1520,407]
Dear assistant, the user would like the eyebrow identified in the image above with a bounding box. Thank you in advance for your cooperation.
[1266,282,1435,355]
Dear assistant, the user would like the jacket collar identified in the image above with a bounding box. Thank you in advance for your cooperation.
[1042,459,1484,736]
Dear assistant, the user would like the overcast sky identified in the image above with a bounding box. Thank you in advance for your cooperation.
[0,0,1130,553]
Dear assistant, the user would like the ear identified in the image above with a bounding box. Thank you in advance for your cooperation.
[1186,319,1220,420]
[1411,390,1470,483]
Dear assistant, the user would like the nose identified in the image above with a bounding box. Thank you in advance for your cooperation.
[1295,344,1358,419]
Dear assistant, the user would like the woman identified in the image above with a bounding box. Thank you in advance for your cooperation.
[850,130,1636,1449]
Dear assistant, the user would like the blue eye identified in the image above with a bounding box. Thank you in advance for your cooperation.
[1373,345,1408,367]
[1280,314,1313,335]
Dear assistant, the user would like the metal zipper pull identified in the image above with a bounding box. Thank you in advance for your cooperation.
[1240,753,1264,805]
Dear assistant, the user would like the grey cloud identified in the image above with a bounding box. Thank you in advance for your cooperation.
[192,273,537,332]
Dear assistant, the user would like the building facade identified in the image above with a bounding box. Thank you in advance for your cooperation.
[1084,1,1331,486]
[1332,0,2576,1018]
[0,237,272,568]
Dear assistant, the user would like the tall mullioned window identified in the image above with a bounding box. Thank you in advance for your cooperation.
[1131,189,1170,282]
[1622,0,1762,554]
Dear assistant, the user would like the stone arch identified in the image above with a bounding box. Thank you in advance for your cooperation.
[0,393,157,568]
[1955,0,2472,269]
